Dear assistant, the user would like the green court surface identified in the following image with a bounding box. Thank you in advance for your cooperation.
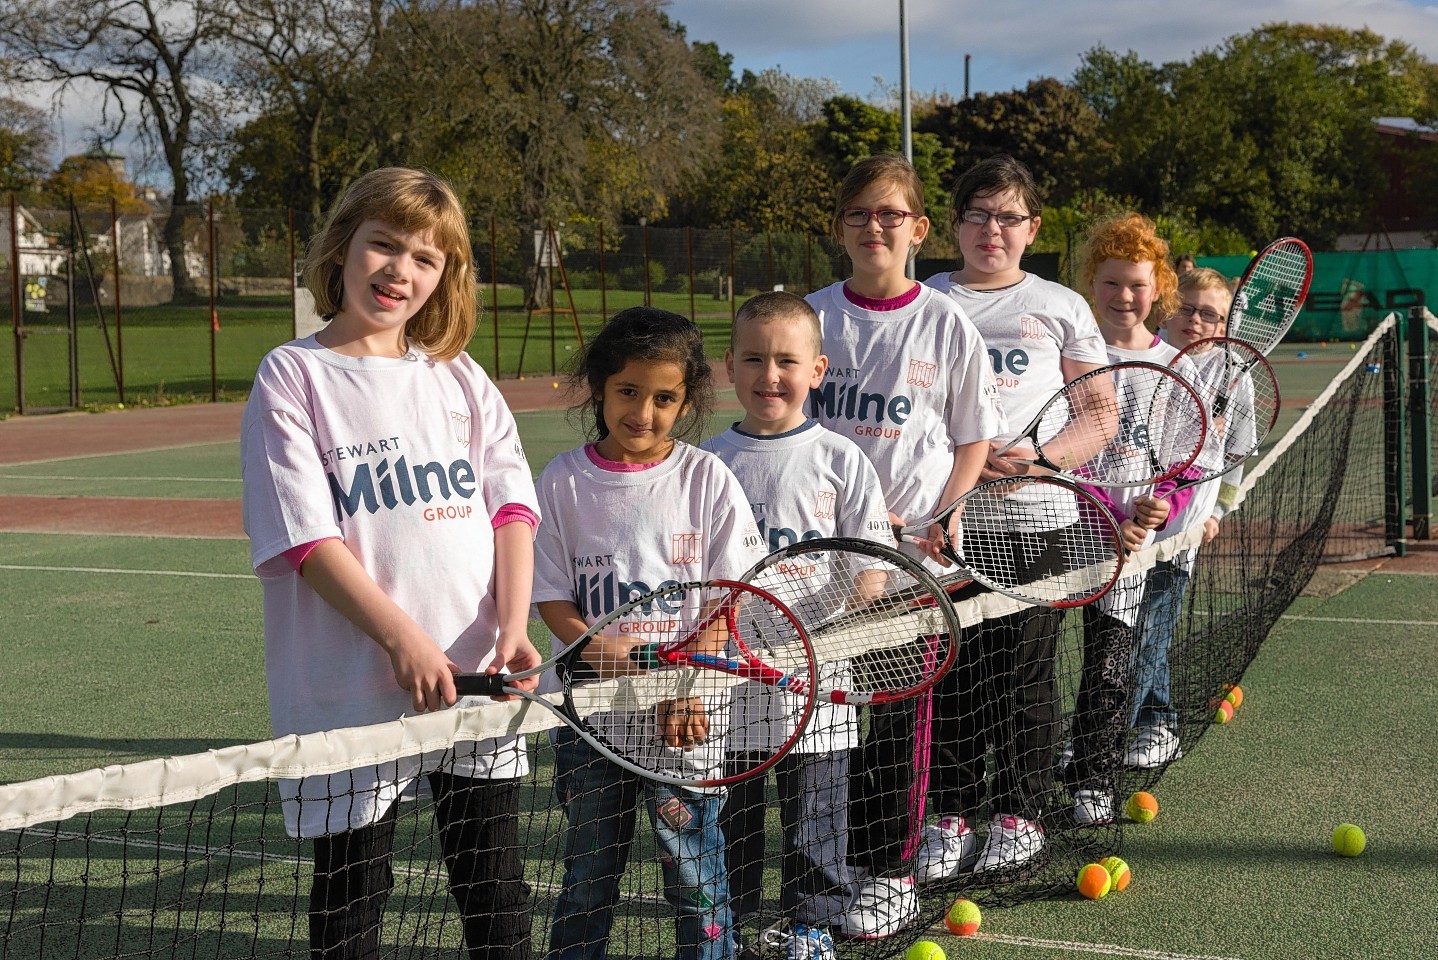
[2,341,1434,959]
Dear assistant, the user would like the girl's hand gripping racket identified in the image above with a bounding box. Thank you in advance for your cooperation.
[1136,337,1280,549]
[893,475,1125,608]
[740,536,963,706]
[454,579,818,788]
[1227,238,1313,355]
[989,361,1208,489]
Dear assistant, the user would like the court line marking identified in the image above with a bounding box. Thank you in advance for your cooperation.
[0,564,251,580]
[2,441,237,468]
[941,932,1240,960]
[1280,614,1438,626]
[0,473,239,483]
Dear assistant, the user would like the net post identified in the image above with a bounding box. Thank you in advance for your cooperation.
[1409,304,1432,540]
[1382,316,1406,555]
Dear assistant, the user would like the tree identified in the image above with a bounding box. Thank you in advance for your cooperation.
[0,95,53,194]
[216,0,385,220]
[0,0,227,298]
[812,95,953,216]
[917,78,1105,205]
[43,152,149,212]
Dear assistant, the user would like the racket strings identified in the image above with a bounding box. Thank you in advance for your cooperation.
[1231,241,1311,352]
[951,477,1122,606]
[744,543,954,704]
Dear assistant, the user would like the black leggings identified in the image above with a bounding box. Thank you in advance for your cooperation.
[309,773,531,960]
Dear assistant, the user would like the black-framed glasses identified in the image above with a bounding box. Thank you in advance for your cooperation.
[840,208,921,229]
[958,208,1034,229]
[1175,303,1227,325]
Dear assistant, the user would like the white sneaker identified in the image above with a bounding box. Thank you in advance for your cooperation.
[973,815,1045,873]
[1125,725,1182,768]
[1072,790,1114,826]
[914,815,978,881]
[760,923,835,960]
[839,876,917,939]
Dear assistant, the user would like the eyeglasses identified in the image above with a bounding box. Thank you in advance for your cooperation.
[958,209,1035,229]
[840,208,921,229]
[1175,303,1227,325]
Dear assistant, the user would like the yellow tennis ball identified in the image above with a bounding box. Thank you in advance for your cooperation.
[906,940,945,960]
[1100,855,1132,892]
[1224,684,1244,710]
[1332,823,1366,857]
[1126,791,1158,823]
[1215,700,1234,724]
[1076,862,1111,899]
[944,898,981,936]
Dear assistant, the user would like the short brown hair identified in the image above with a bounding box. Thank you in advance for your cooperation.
[732,291,822,354]
[948,155,1043,226]
[301,167,477,361]
[830,154,926,247]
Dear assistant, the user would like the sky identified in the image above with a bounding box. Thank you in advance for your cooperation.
[664,0,1438,102]
[22,0,1438,188]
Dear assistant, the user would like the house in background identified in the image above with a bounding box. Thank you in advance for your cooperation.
[1335,117,1438,251]
[0,204,66,276]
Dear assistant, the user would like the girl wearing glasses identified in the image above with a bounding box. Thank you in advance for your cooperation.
[916,155,1112,879]
[804,153,1004,939]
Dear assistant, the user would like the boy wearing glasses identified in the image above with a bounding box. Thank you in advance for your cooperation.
[917,155,1110,877]
[1126,267,1240,768]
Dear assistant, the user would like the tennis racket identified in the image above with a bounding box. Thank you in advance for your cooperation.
[740,536,962,706]
[990,360,1208,488]
[454,579,818,788]
[892,475,1125,608]
[1227,237,1313,355]
[1165,336,1280,490]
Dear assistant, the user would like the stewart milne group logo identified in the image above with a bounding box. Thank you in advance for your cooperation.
[450,411,471,446]
[813,490,836,520]
[671,532,705,565]
[905,358,937,389]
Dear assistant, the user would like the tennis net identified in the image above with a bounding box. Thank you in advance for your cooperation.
[2,313,1432,959]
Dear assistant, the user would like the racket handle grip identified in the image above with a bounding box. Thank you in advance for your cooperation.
[631,642,664,670]
[453,673,508,696]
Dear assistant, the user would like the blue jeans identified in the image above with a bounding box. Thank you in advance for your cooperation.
[1129,560,1191,731]
[548,731,733,960]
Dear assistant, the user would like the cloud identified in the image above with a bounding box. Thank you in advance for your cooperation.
[665,0,1438,95]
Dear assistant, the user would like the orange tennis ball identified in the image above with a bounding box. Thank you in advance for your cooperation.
[1224,684,1244,710]
[1100,855,1131,892]
[1215,700,1234,724]
[944,898,981,936]
[1076,862,1111,899]
[1126,791,1158,823]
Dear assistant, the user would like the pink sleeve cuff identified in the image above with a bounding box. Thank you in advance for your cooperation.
[283,537,339,572]
[492,503,539,531]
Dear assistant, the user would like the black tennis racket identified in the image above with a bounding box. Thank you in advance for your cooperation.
[740,537,962,706]
[893,475,1125,608]
[991,361,1208,488]
[1227,238,1313,355]
[454,579,818,788]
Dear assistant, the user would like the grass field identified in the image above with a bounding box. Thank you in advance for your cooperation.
[2,339,1434,958]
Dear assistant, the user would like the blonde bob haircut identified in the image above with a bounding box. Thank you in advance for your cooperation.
[1078,212,1180,320]
[301,167,477,361]
[830,153,926,249]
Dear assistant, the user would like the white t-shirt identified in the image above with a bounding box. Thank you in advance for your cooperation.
[804,281,1005,531]
[924,271,1108,442]
[532,442,765,780]
[241,335,539,837]
[1162,346,1258,541]
[702,420,891,753]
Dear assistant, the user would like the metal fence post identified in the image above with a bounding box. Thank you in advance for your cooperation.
[111,197,124,403]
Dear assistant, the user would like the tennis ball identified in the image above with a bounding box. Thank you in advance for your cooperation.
[1126,791,1159,823]
[906,940,945,960]
[116,403,125,409]
[1076,862,1111,899]
[552,381,558,388]
[944,898,982,936]
[1332,823,1366,857]
[1100,855,1132,892]
[1224,684,1244,710]
[1215,700,1234,724]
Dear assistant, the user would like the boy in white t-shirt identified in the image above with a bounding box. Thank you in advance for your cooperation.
[702,292,892,959]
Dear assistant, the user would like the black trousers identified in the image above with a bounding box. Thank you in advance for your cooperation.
[1063,607,1137,796]
[309,773,531,960]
